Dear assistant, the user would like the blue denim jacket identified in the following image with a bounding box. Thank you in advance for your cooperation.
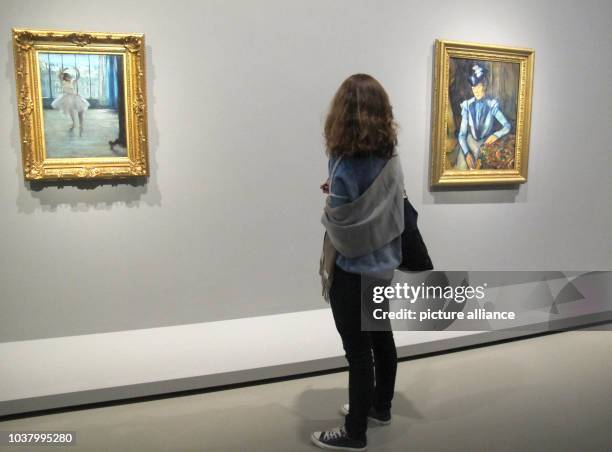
[328,154,402,274]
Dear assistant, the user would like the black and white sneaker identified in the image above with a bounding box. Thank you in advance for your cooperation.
[310,425,367,451]
[340,403,392,425]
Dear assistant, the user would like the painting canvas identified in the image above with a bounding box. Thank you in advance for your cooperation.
[447,58,518,171]
[12,29,149,180]
[39,52,126,158]
[430,40,534,187]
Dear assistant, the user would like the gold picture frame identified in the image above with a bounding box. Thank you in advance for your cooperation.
[430,39,534,187]
[12,28,149,180]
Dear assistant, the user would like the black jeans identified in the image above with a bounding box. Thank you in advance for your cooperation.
[329,264,398,440]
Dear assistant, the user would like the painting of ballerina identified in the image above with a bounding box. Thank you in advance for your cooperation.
[38,52,127,158]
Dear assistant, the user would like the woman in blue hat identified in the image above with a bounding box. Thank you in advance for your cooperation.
[455,63,511,170]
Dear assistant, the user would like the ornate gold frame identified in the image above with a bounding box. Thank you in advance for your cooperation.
[430,39,534,187]
[12,28,149,180]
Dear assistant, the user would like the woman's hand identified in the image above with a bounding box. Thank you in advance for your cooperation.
[465,152,476,169]
[485,135,498,145]
[320,179,330,194]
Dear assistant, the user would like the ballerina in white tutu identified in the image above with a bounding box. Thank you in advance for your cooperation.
[51,68,89,132]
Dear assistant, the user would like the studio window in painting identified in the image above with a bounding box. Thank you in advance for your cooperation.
[430,40,534,187]
[12,29,148,180]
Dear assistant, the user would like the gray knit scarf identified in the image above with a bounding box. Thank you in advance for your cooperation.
[319,155,405,302]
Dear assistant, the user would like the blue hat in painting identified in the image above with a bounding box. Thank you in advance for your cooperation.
[468,63,488,86]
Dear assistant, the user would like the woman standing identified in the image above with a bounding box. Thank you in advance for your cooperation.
[313,74,405,451]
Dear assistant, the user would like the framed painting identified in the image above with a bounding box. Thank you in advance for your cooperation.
[430,39,534,187]
[12,28,149,180]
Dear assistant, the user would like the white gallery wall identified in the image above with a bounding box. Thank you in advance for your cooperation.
[1,0,611,415]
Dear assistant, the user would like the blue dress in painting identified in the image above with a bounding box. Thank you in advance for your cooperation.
[454,64,511,170]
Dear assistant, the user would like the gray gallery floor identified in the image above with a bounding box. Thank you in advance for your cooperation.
[1,326,610,452]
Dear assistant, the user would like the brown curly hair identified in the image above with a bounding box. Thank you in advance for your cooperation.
[324,74,398,158]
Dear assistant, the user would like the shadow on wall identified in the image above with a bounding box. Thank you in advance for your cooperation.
[427,183,526,204]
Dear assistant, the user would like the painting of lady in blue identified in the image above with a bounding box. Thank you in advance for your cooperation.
[447,59,519,171]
